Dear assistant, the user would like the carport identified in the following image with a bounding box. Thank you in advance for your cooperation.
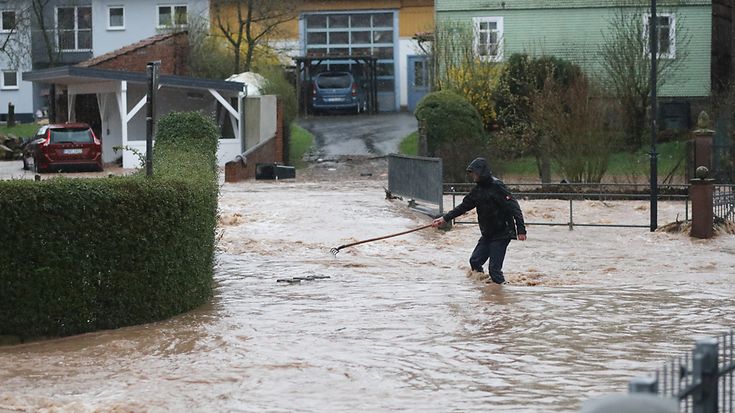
[22,66,248,168]
[293,54,378,115]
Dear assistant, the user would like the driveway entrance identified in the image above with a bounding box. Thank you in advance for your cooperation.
[298,112,417,158]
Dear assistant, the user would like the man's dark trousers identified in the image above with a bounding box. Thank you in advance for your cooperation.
[470,237,511,284]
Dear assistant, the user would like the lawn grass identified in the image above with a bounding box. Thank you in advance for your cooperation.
[396,130,688,182]
[398,131,418,155]
[289,123,314,169]
[499,141,686,180]
[0,123,39,138]
[497,140,688,181]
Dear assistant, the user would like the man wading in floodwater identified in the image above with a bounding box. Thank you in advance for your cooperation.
[432,157,527,284]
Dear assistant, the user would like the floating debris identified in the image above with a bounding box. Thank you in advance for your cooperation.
[276,275,331,283]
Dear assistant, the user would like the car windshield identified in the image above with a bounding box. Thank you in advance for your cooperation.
[50,128,93,143]
[316,73,352,89]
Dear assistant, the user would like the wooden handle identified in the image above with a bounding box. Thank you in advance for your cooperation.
[335,223,433,251]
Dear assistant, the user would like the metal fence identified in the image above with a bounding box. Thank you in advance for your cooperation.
[628,331,735,413]
[444,182,690,230]
[388,154,443,215]
[715,184,735,222]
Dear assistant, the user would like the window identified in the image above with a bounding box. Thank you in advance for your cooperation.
[644,13,676,59]
[107,6,124,30]
[1,11,16,33]
[158,5,188,28]
[57,6,92,51]
[473,17,504,61]
[1,70,18,90]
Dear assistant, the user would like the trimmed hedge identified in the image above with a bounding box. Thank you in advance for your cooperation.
[414,90,488,182]
[0,112,219,340]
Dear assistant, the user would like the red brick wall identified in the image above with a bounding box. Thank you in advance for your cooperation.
[91,34,189,76]
[224,99,286,182]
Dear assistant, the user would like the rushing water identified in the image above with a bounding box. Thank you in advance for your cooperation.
[2,178,734,413]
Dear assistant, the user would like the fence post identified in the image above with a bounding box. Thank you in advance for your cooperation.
[692,111,714,172]
[692,337,718,413]
[689,166,714,239]
[629,376,658,393]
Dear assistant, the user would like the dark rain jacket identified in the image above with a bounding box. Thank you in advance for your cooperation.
[442,158,527,240]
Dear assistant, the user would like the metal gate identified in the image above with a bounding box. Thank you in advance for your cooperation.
[387,154,443,215]
[714,184,735,222]
[629,331,735,413]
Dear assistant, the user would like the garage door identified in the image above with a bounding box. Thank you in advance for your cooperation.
[304,11,397,112]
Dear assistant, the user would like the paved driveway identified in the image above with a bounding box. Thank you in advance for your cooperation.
[297,112,417,158]
[0,160,134,180]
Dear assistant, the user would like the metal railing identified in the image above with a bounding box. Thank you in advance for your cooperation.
[629,331,735,413]
[444,182,690,230]
[714,184,735,222]
[388,154,443,214]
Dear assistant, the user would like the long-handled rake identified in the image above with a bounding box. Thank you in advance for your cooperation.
[330,223,433,256]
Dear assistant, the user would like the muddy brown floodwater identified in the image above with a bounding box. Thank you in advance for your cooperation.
[1,176,735,413]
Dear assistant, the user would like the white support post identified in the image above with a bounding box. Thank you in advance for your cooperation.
[117,81,128,149]
[67,92,75,122]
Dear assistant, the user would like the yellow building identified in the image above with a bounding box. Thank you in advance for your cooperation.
[217,0,435,112]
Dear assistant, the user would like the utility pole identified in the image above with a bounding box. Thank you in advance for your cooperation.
[649,0,659,231]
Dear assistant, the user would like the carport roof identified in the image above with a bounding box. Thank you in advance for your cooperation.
[23,66,246,92]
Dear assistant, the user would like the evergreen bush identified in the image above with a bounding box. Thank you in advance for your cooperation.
[414,90,488,181]
[0,112,219,340]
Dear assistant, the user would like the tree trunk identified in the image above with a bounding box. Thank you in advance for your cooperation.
[539,134,552,183]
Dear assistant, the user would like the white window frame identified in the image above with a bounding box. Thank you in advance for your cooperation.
[107,6,125,31]
[0,10,16,33]
[1,70,19,90]
[643,12,676,59]
[157,4,188,29]
[473,16,504,62]
[56,6,93,52]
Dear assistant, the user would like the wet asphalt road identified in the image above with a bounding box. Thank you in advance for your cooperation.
[297,112,418,158]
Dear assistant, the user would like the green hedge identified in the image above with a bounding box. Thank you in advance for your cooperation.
[415,90,488,182]
[0,112,219,340]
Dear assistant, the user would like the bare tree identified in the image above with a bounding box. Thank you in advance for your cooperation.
[211,0,300,74]
[531,75,621,183]
[598,1,688,151]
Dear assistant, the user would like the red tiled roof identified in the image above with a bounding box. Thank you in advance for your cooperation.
[77,31,187,68]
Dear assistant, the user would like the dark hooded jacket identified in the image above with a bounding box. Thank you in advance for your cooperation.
[442,158,526,240]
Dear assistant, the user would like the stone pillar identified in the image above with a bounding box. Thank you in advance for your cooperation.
[690,166,715,239]
[693,111,715,171]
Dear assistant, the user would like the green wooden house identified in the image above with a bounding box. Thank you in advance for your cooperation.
[435,0,726,129]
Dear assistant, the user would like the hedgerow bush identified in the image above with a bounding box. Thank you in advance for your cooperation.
[414,90,488,181]
[0,112,219,340]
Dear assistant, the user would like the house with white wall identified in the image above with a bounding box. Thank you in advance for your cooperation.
[0,1,33,123]
[2,0,210,124]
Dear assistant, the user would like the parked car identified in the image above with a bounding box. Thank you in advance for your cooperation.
[311,71,368,114]
[22,123,103,173]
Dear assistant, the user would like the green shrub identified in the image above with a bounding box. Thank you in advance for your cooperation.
[494,53,584,182]
[414,90,487,181]
[0,112,219,340]
[289,123,314,168]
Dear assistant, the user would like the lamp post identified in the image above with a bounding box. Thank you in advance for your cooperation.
[649,0,659,231]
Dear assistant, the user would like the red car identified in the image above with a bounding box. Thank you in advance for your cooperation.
[22,123,103,173]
